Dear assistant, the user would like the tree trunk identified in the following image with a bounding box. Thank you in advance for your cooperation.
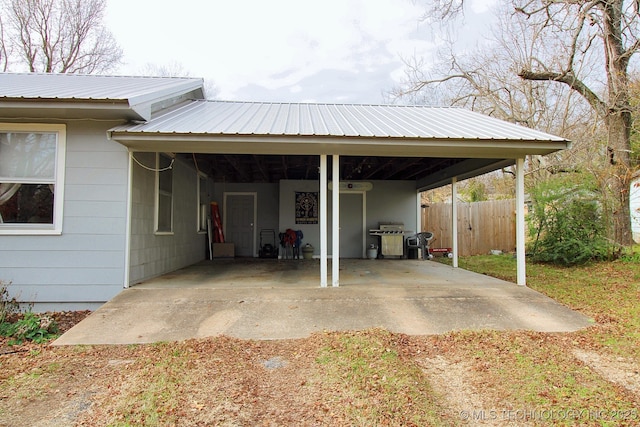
[606,111,634,247]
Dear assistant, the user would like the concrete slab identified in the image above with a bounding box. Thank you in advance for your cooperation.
[54,259,594,345]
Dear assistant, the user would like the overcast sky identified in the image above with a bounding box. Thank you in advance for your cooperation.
[105,0,496,103]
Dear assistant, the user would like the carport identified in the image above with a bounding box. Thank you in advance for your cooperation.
[54,258,592,344]
[108,101,570,288]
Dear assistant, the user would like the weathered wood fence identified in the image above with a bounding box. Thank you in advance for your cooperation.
[422,199,516,256]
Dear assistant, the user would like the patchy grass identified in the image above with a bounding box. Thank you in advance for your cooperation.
[437,253,640,361]
[315,329,448,426]
[1,257,640,426]
[427,330,638,425]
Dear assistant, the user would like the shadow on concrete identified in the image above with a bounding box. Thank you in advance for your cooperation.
[54,259,593,345]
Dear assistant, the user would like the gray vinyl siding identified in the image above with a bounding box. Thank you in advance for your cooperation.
[0,120,129,310]
[211,182,280,256]
[129,154,207,285]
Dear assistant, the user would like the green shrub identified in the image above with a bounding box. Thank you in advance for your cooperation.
[0,311,59,345]
[527,177,612,266]
[0,282,59,344]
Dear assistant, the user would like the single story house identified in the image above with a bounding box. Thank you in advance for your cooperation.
[0,73,570,311]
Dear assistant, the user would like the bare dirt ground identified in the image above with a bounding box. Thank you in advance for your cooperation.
[2,313,640,426]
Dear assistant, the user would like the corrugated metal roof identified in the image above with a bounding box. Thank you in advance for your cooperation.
[0,73,203,103]
[112,100,568,142]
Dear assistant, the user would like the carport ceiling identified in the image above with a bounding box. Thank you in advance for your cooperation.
[184,153,465,183]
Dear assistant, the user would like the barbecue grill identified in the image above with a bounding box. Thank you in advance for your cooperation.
[369,223,409,258]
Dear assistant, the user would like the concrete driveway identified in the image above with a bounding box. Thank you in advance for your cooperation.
[54,259,593,345]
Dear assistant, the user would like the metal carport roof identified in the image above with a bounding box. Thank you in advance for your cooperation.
[108,100,570,190]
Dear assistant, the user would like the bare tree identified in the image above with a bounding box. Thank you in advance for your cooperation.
[392,11,601,187]
[1,0,122,73]
[513,0,639,247]
[0,17,8,71]
[400,0,639,247]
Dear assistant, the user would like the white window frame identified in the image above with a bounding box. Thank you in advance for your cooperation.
[197,171,208,234]
[154,153,174,234]
[0,123,66,235]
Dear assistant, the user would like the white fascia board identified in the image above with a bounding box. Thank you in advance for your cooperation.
[107,132,570,156]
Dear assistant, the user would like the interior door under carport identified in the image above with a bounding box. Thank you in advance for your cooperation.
[328,191,365,258]
[224,193,256,257]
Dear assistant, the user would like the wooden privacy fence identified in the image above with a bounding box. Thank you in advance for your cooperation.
[422,199,516,256]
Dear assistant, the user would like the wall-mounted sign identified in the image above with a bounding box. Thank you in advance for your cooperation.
[328,181,373,191]
[295,192,318,224]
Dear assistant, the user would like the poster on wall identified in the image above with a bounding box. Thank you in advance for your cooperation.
[295,192,318,224]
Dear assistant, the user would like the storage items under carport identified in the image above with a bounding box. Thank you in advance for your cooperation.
[368,223,409,258]
[259,229,278,258]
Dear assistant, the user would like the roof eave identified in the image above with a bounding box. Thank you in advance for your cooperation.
[0,98,143,121]
[107,131,571,158]
[127,79,204,107]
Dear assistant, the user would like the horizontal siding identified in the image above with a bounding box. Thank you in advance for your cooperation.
[62,216,126,235]
[10,285,121,303]
[0,250,122,268]
[64,200,126,219]
[65,167,128,186]
[6,234,124,251]
[4,267,122,286]
[65,150,127,168]
[65,184,126,202]
[0,120,129,310]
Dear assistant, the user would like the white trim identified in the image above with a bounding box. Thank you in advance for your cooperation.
[0,123,66,235]
[154,153,174,235]
[452,177,459,268]
[417,192,422,234]
[320,155,328,287]
[124,152,133,288]
[223,192,257,257]
[197,171,208,234]
[332,155,340,287]
[516,157,526,286]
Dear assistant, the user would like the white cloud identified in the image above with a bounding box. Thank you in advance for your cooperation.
[105,0,449,103]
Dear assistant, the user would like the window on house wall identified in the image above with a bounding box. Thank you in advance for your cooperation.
[198,172,208,233]
[0,124,66,235]
[155,153,173,233]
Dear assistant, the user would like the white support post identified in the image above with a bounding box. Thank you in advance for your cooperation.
[516,157,526,286]
[452,177,459,268]
[123,151,133,289]
[417,192,422,233]
[332,155,340,287]
[320,155,328,287]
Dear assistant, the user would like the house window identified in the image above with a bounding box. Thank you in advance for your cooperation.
[0,124,66,235]
[197,172,208,233]
[155,153,173,233]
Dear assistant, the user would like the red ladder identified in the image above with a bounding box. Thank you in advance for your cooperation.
[210,202,225,243]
